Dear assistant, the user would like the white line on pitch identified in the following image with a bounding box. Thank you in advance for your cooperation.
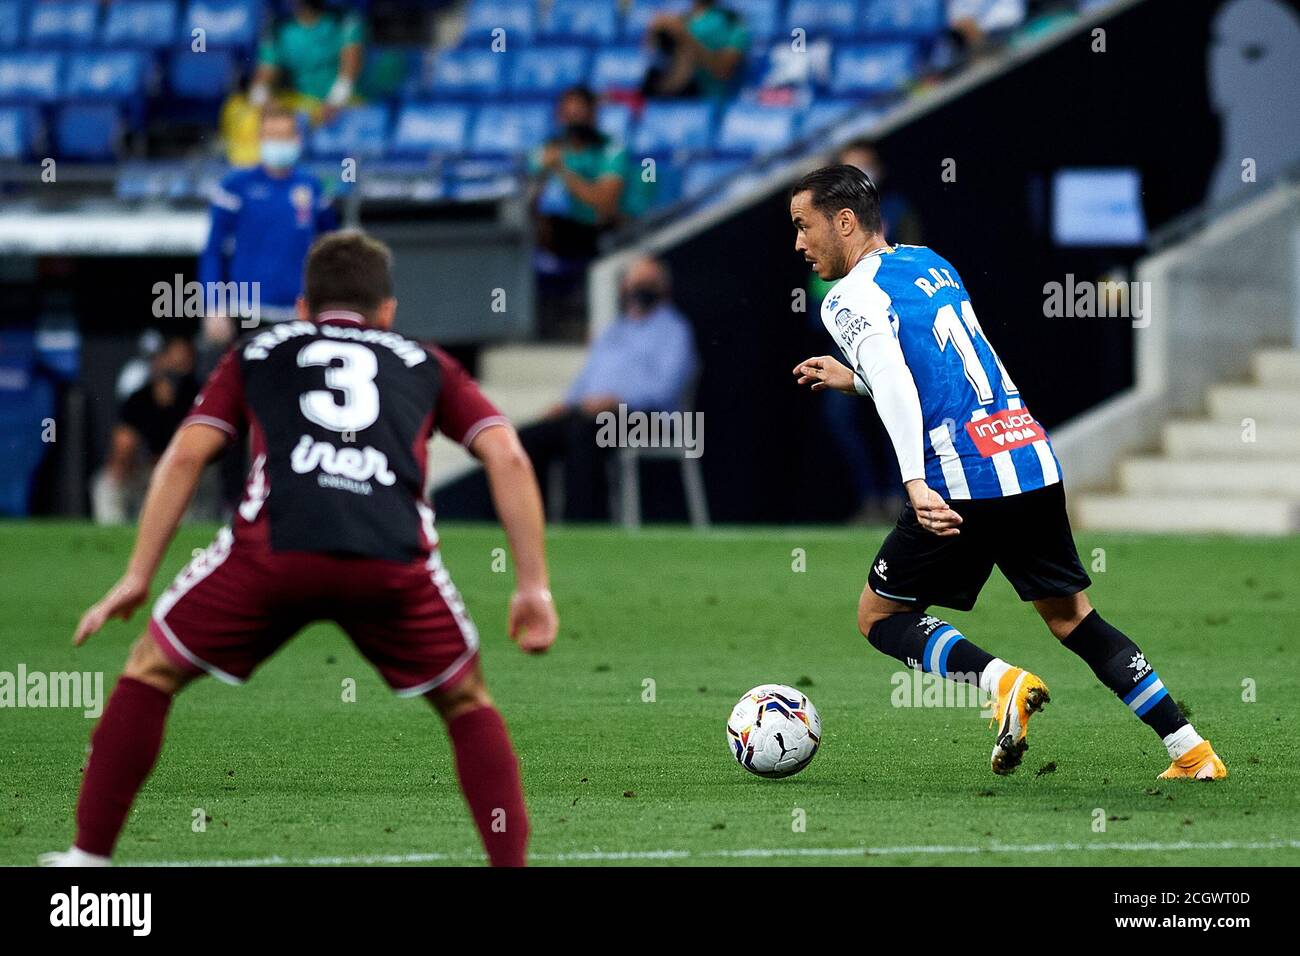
[124,839,1300,867]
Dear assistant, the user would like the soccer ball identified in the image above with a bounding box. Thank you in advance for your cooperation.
[726,684,822,778]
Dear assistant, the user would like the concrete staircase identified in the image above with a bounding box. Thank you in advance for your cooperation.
[1075,348,1300,535]
[424,343,588,491]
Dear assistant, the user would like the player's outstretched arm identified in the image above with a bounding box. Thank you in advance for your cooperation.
[470,425,558,655]
[793,355,858,394]
[74,423,229,645]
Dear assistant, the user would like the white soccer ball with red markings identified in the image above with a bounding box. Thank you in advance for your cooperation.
[726,684,822,778]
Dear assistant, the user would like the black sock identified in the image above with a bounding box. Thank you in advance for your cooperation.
[1061,610,1187,739]
[867,613,995,685]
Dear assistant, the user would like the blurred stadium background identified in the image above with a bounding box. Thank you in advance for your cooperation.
[2,0,1298,534]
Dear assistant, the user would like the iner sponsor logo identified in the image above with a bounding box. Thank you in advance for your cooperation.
[291,434,397,495]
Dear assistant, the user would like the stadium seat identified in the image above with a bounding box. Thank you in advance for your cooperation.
[390,101,471,157]
[542,0,619,44]
[743,38,833,89]
[0,1,24,48]
[589,45,649,93]
[829,42,917,96]
[727,0,782,43]
[509,45,589,98]
[54,102,121,159]
[184,0,260,50]
[597,101,632,143]
[633,100,714,155]
[27,0,99,47]
[427,47,506,99]
[63,50,150,101]
[168,47,235,100]
[622,0,690,41]
[462,0,535,43]
[0,104,39,159]
[310,103,391,158]
[468,102,550,156]
[861,0,945,38]
[680,157,746,199]
[714,102,798,157]
[798,98,871,139]
[104,0,180,49]
[785,0,859,38]
[0,51,63,103]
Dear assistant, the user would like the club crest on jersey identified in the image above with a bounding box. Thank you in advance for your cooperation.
[291,434,397,494]
[965,408,1043,457]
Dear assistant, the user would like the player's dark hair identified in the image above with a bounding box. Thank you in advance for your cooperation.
[791,164,882,235]
[303,230,394,316]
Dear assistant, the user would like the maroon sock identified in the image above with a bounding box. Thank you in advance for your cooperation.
[74,676,172,857]
[446,706,529,867]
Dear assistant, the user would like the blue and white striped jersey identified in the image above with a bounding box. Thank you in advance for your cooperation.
[820,244,1061,500]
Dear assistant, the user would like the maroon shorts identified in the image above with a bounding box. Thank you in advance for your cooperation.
[149,528,479,696]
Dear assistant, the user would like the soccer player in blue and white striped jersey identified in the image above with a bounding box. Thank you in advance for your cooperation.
[790,165,1225,780]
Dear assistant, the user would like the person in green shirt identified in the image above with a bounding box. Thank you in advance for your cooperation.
[529,86,628,260]
[250,0,365,124]
[645,0,750,100]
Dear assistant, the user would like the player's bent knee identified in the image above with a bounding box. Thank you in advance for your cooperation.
[1034,592,1094,640]
[858,588,912,643]
[122,632,193,695]
[426,668,493,721]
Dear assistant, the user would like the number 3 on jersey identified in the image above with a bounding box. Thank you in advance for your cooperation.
[297,341,381,433]
[931,300,1018,404]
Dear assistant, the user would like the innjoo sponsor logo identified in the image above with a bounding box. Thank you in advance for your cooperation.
[50,886,151,936]
[595,403,704,459]
[0,665,103,717]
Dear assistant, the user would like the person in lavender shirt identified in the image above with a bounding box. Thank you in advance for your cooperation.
[521,256,699,521]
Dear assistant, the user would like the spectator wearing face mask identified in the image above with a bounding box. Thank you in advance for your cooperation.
[198,104,339,343]
[519,256,699,521]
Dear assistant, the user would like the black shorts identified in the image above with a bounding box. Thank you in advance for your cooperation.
[867,482,1091,612]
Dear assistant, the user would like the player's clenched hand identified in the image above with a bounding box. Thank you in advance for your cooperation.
[793,355,857,394]
[74,573,149,646]
[509,587,557,654]
[905,480,963,537]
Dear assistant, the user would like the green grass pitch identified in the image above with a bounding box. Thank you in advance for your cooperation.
[2,521,1297,866]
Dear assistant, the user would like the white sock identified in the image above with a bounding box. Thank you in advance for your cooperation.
[1163,724,1204,760]
[979,658,1012,697]
[67,846,111,867]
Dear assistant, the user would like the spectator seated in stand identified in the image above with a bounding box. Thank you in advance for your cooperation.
[642,0,751,100]
[246,0,367,126]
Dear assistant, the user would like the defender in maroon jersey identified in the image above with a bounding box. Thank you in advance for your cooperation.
[49,231,558,868]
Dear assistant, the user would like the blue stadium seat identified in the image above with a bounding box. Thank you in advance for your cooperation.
[785,0,858,38]
[104,0,180,49]
[589,45,648,93]
[714,102,797,157]
[830,42,916,95]
[54,102,121,159]
[311,103,390,158]
[184,0,260,50]
[681,157,746,199]
[0,51,63,103]
[64,50,149,100]
[622,0,690,41]
[428,47,506,99]
[798,98,868,139]
[0,104,39,159]
[861,0,944,37]
[727,0,782,43]
[468,102,550,156]
[28,0,99,47]
[542,0,618,43]
[169,48,235,99]
[390,101,471,157]
[510,45,589,97]
[633,100,713,155]
[597,101,632,142]
[463,0,535,43]
[0,1,24,48]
